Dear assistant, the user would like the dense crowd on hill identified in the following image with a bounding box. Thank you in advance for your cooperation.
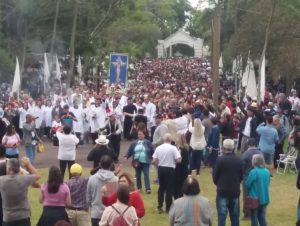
[0,57,300,226]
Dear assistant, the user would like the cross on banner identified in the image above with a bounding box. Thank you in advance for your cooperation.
[109,54,128,87]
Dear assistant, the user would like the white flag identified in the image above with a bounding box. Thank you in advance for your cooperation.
[219,53,223,68]
[242,57,251,88]
[77,56,82,80]
[260,55,266,102]
[245,60,257,99]
[56,55,61,80]
[11,57,21,96]
[232,58,237,74]
[44,53,50,84]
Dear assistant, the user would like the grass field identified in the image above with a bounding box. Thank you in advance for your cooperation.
[29,166,298,226]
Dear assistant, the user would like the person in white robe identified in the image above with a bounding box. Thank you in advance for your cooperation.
[18,103,29,132]
[143,96,157,140]
[71,87,83,108]
[43,100,53,138]
[70,101,84,144]
[28,101,44,137]
[89,99,106,144]
[82,101,90,144]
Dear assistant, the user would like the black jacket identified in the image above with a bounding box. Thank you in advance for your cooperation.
[213,153,243,198]
[87,146,117,168]
[238,116,258,140]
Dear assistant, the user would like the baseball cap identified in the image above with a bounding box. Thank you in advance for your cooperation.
[248,138,256,146]
[70,163,82,175]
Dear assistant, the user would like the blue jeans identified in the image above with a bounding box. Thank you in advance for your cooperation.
[135,162,150,191]
[251,205,267,226]
[209,149,219,168]
[25,144,36,164]
[216,195,240,226]
[190,149,203,173]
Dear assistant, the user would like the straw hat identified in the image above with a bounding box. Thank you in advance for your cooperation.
[95,135,109,145]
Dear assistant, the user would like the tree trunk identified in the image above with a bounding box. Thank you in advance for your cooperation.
[50,0,60,54]
[212,3,221,109]
[67,0,78,88]
[257,0,276,102]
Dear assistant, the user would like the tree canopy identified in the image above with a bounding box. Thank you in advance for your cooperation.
[0,0,191,81]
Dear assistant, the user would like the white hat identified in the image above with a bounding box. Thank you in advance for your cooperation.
[95,135,109,145]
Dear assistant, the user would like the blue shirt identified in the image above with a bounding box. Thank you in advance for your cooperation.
[256,124,278,154]
[134,141,147,163]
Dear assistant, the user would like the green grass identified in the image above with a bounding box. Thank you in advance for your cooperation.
[29,166,298,226]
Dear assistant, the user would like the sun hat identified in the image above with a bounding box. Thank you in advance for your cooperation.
[70,163,82,175]
[95,135,109,145]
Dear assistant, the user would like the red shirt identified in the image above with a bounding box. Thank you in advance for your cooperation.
[102,191,145,218]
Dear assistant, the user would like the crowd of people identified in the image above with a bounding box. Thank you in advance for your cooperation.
[0,57,299,226]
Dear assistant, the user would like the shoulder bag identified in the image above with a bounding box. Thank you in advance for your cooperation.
[245,170,260,209]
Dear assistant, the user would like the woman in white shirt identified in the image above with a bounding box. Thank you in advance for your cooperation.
[189,118,207,175]
[56,125,79,179]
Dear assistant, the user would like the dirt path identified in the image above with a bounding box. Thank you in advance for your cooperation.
[19,139,132,169]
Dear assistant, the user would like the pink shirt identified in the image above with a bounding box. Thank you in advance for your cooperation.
[2,134,20,146]
[41,183,70,207]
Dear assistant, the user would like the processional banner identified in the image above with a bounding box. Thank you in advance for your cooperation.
[109,53,128,87]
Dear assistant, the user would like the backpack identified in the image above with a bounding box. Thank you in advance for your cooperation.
[111,205,130,226]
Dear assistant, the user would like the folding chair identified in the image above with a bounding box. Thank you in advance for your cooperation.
[276,147,298,174]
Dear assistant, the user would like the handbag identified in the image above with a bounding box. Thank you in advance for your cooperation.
[245,170,260,209]
[37,142,45,153]
[131,143,143,169]
[131,159,140,168]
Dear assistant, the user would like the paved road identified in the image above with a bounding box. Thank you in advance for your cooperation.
[19,139,132,169]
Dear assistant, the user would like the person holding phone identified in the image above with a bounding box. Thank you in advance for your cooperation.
[1,125,21,158]
[23,114,40,163]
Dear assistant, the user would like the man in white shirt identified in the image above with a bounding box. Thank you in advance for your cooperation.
[143,96,156,140]
[174,109,189,135]
[152,133,181,213]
